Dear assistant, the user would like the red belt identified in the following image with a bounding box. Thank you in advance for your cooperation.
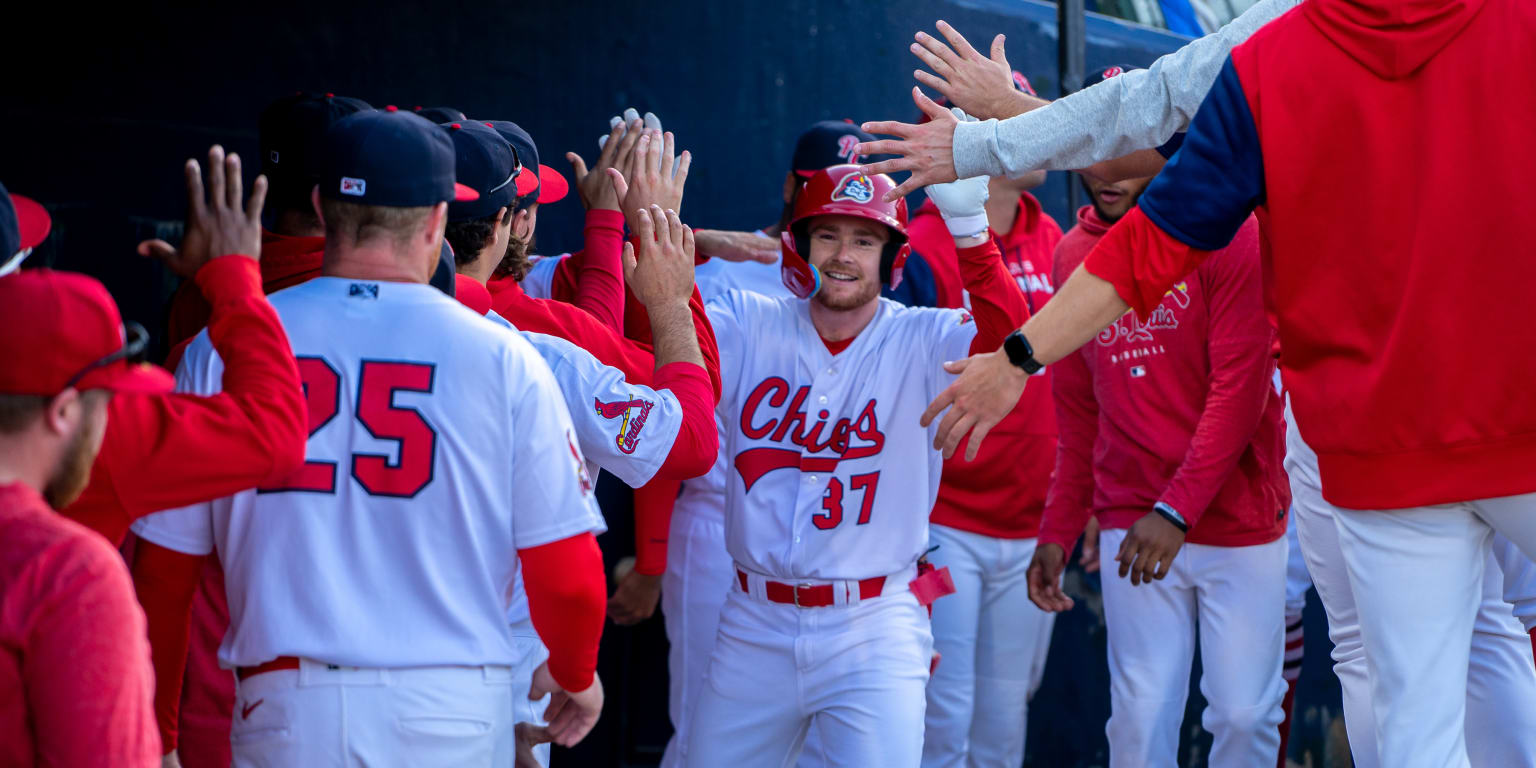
[737,569,886,608]
[237,656,301,680]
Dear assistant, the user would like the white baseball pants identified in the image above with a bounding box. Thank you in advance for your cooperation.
[921,525,1055,768]
[660,511,734,768]
[686,573,933,768]
[509,636,552,767]
[1285,403,1536,768]
[1096,528,1287,768]
[230,658,514,768]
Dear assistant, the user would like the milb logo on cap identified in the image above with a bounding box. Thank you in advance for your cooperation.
[340,177,367,196]
[830,173,874,204]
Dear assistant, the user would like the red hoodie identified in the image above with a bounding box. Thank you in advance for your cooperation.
[909,194,1063,538]
[1044,208,1287,550]
[1083,0,1536,510]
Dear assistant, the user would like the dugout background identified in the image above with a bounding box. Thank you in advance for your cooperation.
[2,1,1346,765]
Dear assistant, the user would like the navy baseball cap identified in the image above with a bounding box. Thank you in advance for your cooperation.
[791,120,877,178]
[321,111,478,206]
[0,181,52,275]
[414,106,467,123]
[1083,64,1137,91]
[442,122,525,222]
[260,92,373,201]
[484,121,569,208]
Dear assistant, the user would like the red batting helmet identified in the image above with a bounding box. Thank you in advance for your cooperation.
[780,164,910,299]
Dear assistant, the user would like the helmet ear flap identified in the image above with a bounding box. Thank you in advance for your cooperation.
[780,228,821,298]
[881,241,911,291]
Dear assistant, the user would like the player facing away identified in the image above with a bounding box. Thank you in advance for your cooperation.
[131,110,609,766]
[683,162,1030,767]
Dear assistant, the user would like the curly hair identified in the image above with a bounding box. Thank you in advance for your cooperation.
[444,214,499,269]
[492,231,534,282]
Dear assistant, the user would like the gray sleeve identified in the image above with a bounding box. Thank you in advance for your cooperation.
[951,0,1297,178]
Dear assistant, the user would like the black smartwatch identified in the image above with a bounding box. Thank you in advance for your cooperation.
[1002,330,1043,375]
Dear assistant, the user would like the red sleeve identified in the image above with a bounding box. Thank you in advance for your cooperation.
[650,362,718,481]
[957,239,1031,354]
[565,209,628,333]
[1156,222,1275,528]
[165,280,214,351]
[25,535,160,766]
[632,480,678,576]
[1039,347,1099,552]
[1084,206,1215,321]
[130,540,203,753]
[63,256,308,543]
[520,533,606,691]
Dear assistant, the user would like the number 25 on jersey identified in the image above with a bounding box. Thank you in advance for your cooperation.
[259,356,438,498]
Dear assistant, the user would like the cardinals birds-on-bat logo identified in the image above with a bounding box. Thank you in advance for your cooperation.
[830,172,875,204]
[594,396,655,455]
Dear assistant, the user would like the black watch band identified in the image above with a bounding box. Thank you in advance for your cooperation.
[1002,330,1043,375]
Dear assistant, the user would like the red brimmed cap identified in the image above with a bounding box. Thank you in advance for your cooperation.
[0,270,174,396]
[1,180,52,268]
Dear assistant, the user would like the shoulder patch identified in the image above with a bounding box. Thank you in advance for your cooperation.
[594,396,655,455]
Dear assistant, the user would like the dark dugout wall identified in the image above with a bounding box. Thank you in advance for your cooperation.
[4,2,1344,767]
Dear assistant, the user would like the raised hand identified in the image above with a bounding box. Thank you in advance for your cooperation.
[138,145,267,278]
[620,203,695,309]
[911,21,1045,120]
[613,129,692,232]
[920,349,1031,461]
[568,117,644,212]
[693,229,779,264]
[858,88,961,202]
[1115,511,1186,586]
[528,663,604,748]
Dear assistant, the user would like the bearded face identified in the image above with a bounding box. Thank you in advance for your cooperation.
[43,392,108,509]
[805,215,888,311]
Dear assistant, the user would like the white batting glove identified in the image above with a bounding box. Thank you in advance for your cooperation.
[923,108,991,238]
[599,108,663,149]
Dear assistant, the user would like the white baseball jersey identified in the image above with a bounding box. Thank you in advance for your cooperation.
[519,254,564,300]
[132,278,603,669]
[707,290,977,580]
[483,308,685,635]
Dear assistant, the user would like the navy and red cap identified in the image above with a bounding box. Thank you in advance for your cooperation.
[0,269,173,395]
[0,180,52,273]
[484,120,569,208]
[790,120,878,179]
[779,165,910,298]
[320,111,478,207]
[441,121,527,222]
[260,92,373,203]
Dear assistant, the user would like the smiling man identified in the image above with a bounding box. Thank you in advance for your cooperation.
[684,159,1029,767]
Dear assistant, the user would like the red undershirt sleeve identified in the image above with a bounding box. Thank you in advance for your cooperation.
[632,480,679,576]
[520,533,606,691]
[131,540,204,753]
[651,362,719,481]
[956,239,1031,353]
[567,209,628,334]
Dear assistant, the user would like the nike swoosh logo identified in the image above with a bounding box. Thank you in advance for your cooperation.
[242,699,264,719]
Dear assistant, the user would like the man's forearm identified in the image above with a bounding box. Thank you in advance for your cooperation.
[1017,264,1129,366]
[647,299,705,370]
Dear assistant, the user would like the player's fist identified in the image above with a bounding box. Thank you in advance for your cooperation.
[1026,542,1074,613]
[1116,510,1187,586]
[622,204,696,308]
[529,663,604,748]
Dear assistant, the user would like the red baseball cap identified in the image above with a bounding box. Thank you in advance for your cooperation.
[0,270,175,396]
[1,181,52,275]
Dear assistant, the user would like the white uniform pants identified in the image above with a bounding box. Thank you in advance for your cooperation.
[230,659,514,768]
[509,636,552,767]
[660,511,734,768]
[921,525,1054,768]
[686,579,933,768]
[1099,529,1287,768]
[1285,403,1536,768]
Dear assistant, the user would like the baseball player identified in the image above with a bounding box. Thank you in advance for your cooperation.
[914,2,1536,765]
[683,159,1029,767]
[132,110,609,766]
[1036,158,1288,768]
[902,73,1063,768]
[655,119,874,768]
[0,260,168,767]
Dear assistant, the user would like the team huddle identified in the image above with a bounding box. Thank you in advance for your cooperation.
[3,1,1535,767]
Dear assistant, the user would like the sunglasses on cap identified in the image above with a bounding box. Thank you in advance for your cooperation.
[61,321,150,393]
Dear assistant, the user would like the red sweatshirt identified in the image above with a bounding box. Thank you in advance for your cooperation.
[1082,0,1536,509]
[1042,209,1287,551]
[62,256,307,546]
[910,194,1063,538]
[1,483,158,767]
